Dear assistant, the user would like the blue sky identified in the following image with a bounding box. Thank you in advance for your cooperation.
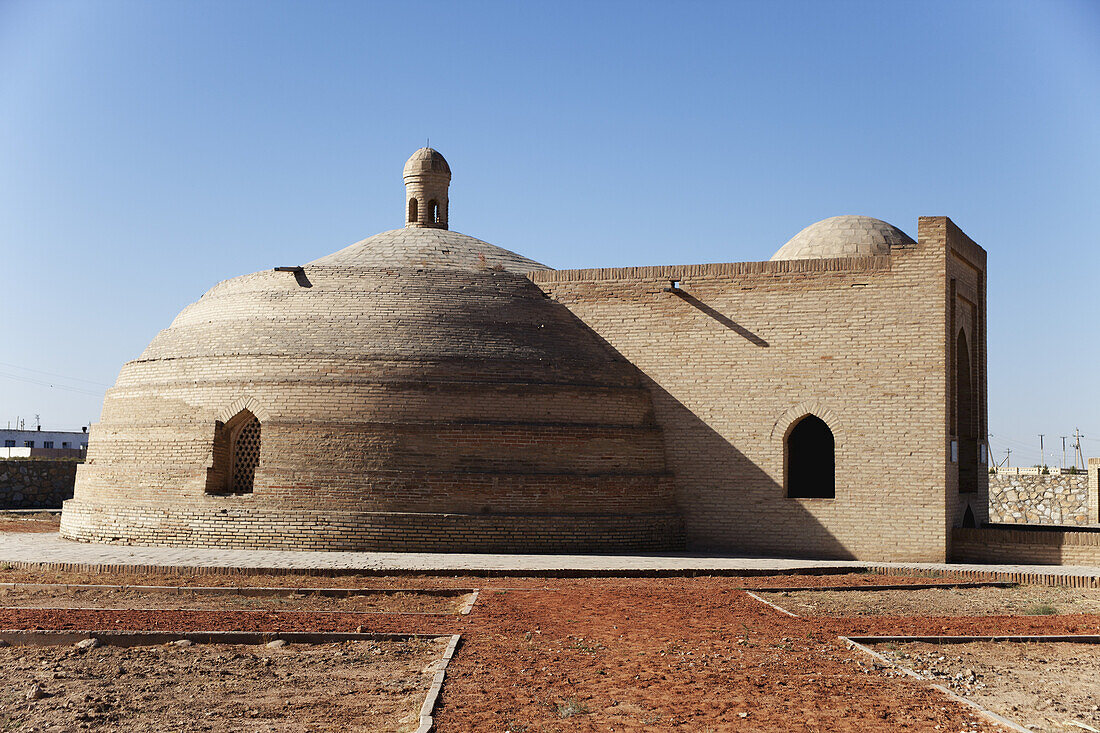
[2,0,1098,466]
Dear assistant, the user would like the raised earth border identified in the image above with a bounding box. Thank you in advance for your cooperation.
[840,635,1100,733]
[0,582,480,615]
[743,581,1022,618]
[0,629,462,733]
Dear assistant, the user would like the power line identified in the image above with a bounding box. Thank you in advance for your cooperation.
[0,361,110,387]
[994,435,1041,450]
[0,371,105,397]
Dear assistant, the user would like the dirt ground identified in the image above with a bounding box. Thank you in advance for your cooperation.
[0,513,60,533]
[0,567,958,589]
[0,563,1097,731]
[761,584,1100,617]
[0,585,471,615]
[0,637,447,732]
[871,640,1100,733]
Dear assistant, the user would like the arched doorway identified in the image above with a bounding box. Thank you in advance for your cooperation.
[956,330,978,494]
[786,415,835,498]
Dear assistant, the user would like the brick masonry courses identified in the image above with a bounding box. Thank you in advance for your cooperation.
[61,216,989,561]
[0,459,78,509]
[952,526,1100,565]
[61,228,682,552]
[530,217,988,562]
[59,151,989,561]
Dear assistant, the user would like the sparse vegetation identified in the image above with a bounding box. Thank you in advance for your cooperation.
[556,698,589,718]
[1024,604,1057,616]
[567,638,604,655]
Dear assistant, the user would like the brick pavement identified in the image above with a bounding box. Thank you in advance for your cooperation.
[3,533,1100,582]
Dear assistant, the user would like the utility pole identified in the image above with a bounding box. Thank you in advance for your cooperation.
[1039,434,1045,468]
[1062,436,1068,471]
[1004,448,1012,467]
[1073,428,1086,470]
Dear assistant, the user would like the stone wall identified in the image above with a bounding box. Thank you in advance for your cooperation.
[0,459,79,509]
[989,472,1089,525]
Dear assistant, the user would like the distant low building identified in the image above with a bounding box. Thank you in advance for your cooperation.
[1,427,88,459]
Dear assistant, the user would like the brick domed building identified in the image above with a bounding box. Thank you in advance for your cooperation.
[62,149,988,561]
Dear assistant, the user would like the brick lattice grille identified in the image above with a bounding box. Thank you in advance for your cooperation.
[231,417,261,493]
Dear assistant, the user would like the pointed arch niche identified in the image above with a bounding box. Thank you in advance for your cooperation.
[206,399,269,495]
[784,414,836,499]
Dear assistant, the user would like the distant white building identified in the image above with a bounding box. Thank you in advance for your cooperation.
[0,427,88,458]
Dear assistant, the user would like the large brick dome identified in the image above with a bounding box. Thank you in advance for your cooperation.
[61,156,682,551]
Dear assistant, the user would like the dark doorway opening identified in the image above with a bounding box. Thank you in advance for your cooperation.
[957,330,978,494]
[787,415,835,499]
[962,505,976,528]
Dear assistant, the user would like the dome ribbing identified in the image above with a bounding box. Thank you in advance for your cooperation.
[61,149,682,552]
[771,215,914,261]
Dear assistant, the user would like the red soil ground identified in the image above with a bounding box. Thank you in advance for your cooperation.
[3,571,1090,731]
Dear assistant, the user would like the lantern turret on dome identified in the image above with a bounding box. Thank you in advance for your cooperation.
[404,147,451,229]
[60,145,682,553]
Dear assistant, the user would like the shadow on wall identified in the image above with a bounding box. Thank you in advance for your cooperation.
[644,379,856,560]
[539,283,855,560]
[670,290,770,347]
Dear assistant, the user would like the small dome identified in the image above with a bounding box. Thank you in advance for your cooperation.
[771,215,914,261]
[403,147,451,178]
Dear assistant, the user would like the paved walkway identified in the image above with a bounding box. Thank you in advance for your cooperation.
[0,533,870,573]
[4,533,1100,580]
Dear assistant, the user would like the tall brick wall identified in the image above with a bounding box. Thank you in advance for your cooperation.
[943,219,990,537]
[0,459,78,509]
[531,217,987,562]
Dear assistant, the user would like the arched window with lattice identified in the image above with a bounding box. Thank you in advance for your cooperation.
[207,410,261,495]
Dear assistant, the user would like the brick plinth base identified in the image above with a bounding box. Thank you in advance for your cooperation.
[59,501,685,553]
[952,526,1100,565]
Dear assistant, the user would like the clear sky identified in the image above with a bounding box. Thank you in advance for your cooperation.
[2,0,1098,467]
